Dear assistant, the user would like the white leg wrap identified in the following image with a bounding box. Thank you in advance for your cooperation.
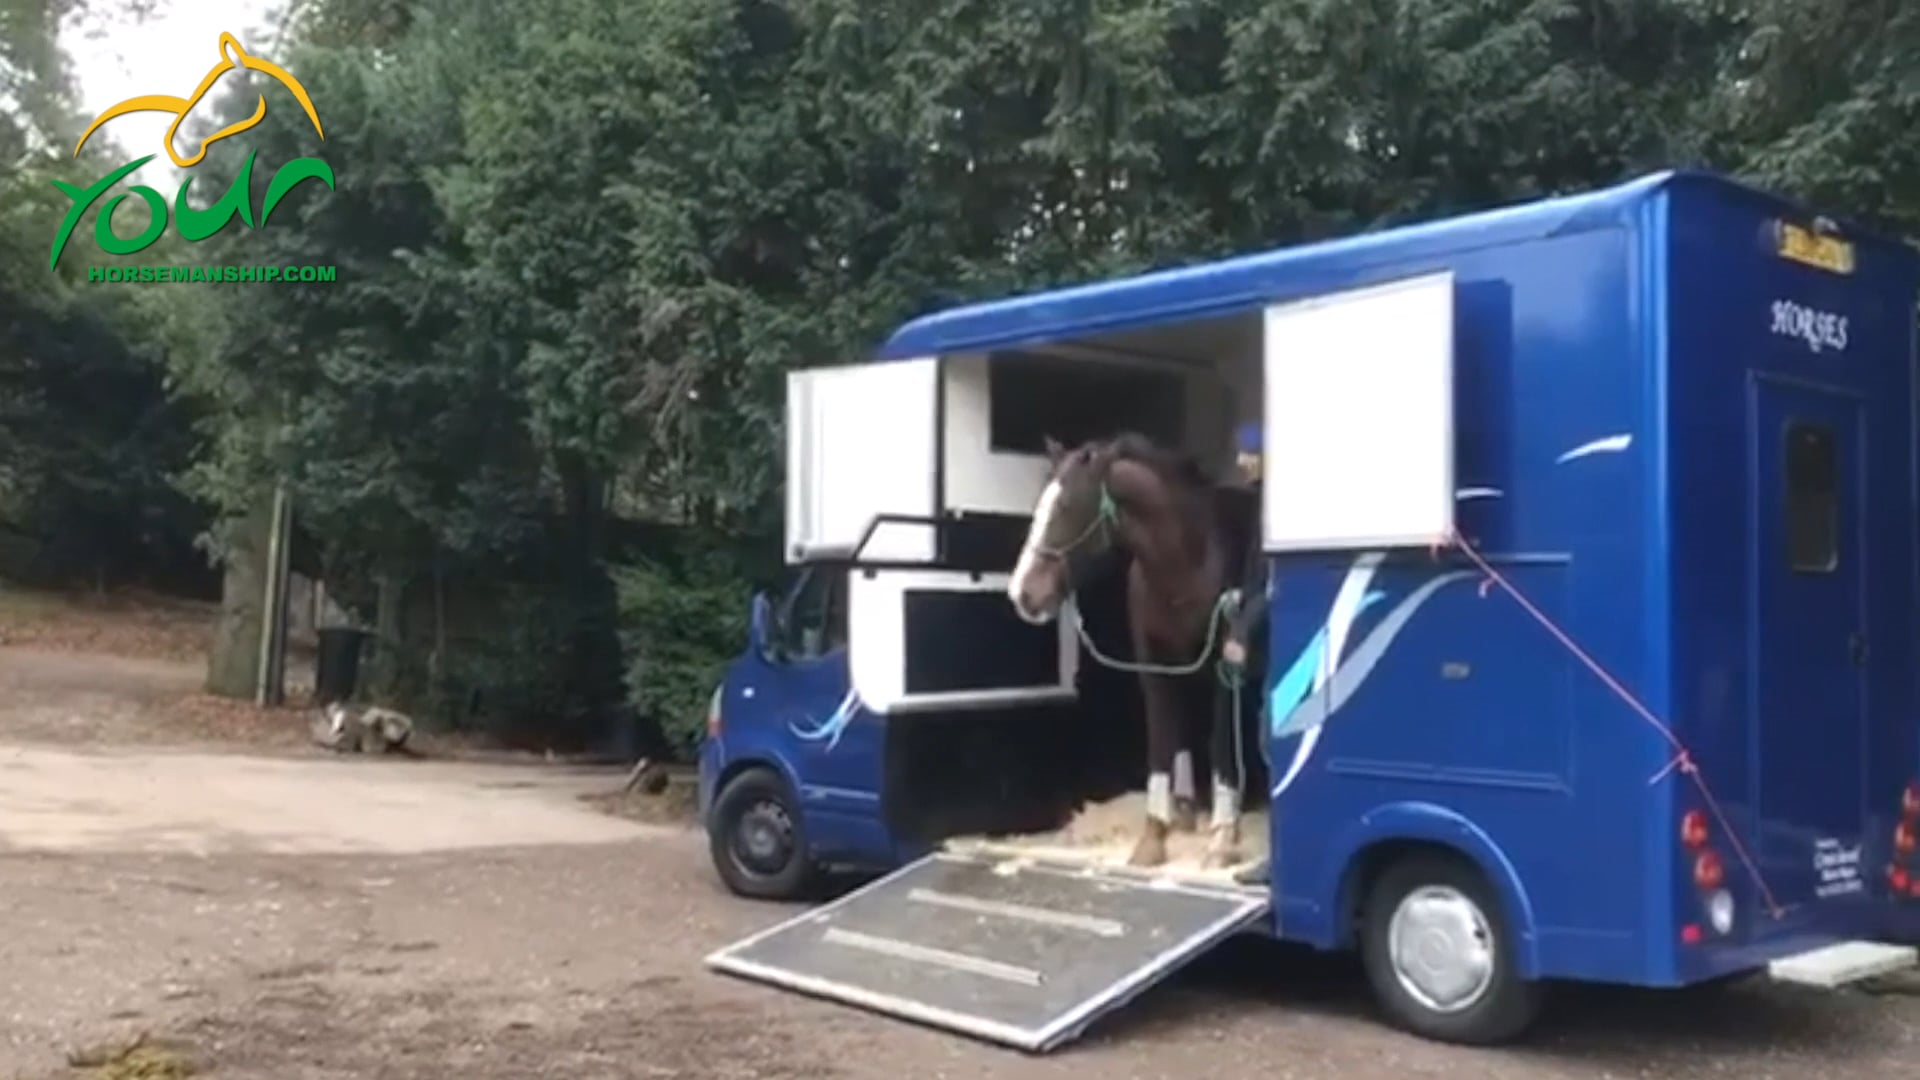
[1146,772,1173,824]
[1173,751,1195,800]
[1211,777,1240,829]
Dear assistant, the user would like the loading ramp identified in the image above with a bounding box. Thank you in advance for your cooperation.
[704,849,1271,1052]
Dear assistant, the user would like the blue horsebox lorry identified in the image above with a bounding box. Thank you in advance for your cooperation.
[699,170,1920,1052]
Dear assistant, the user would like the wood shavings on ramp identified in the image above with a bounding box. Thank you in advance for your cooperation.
[943,791,1271,889]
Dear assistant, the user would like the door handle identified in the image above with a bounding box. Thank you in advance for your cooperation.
[1848,632,1867,667]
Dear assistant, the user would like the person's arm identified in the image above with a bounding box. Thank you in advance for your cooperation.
[1223,505,1269,651]
[1228,568,1269,646]
[1220,485,1269,652]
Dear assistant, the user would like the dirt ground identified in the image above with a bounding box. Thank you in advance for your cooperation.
[3,586,1919,1080]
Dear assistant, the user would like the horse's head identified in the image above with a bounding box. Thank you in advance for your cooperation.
[1007,435,1120,625]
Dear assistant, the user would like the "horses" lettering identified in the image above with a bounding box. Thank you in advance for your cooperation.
[48,151,334,270]
[1769,298,1849,355]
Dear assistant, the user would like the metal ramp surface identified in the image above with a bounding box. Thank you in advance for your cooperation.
[1769,941,1917,988]
[704,850,1270,1052]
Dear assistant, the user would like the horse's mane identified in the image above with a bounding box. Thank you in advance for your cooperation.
[1103,431,1251,567]
[1103,432,1216,491]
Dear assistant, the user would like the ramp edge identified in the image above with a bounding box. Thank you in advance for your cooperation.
[708,951,1051,1051]
[1030,896,1270,1050]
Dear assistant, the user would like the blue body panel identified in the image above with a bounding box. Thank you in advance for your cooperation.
[873,173,1673,362]
[1661,180,1920,965]
[699,170,1920,985]
[701,640,904,867]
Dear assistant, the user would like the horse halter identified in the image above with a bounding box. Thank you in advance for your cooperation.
[1032,485,1120,563]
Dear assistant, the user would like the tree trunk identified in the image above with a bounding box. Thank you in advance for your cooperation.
[204,505,271,698]
[556,452,665,760]
[364,567,406,701]
[431,559,446,687]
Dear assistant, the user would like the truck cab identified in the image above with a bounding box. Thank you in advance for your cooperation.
[698,566,902,899]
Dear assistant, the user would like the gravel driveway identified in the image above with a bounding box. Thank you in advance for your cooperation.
[1,642,1916,1079]
[5,834,1918,1080]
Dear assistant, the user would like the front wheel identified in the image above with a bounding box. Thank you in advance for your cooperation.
[707,767,818,901]
[1360,853,1545,1045]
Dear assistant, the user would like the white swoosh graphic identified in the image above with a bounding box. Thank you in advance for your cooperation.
[1556,433,1632,464]
[1271,726,1324,799]
[1270,569,1475,798]
[790,688,861,751]
[1320,552,1384,690]
[1272,553,1383,798]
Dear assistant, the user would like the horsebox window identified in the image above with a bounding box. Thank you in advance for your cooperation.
[987,350,1186,454]
[1783,419,1839,574]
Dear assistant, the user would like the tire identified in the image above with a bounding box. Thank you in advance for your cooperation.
[1360,852,1545,1045]
[707,767,818,901]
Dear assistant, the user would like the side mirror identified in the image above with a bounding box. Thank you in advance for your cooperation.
[749,591,773,648]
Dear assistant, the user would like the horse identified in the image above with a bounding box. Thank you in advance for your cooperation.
[1007,432,1260,869]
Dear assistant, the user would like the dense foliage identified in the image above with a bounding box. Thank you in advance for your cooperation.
[1,0,208,589]
[4,0,1915,755]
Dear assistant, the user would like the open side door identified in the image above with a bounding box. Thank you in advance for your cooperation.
[785,358,1079,714]
[1261,272,1457,552]
[786,359,940,565]
[847,569,1079,714]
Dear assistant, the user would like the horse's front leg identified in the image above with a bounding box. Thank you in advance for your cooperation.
[1201,673,1246,869]
[1129,669,1183,868]
[1172,749,1199,834]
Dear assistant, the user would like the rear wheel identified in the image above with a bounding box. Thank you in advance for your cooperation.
[708,767,818,901]
[1360,852,1545,1045]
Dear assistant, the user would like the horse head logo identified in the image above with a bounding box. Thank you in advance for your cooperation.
[74,31,325,169]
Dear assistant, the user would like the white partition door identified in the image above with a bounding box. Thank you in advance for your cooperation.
[785,359,939,564]
[1261,272,1457,551]
[847,569,1079,714]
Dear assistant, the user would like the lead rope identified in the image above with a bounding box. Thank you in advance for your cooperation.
[1442,528,1784,918]
[1070,590,1237,678]
[1073,588,1253,822]
[1036,487,1121,562]
[1218,640,1249,812]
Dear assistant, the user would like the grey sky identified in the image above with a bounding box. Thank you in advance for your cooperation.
[60,0,280,187]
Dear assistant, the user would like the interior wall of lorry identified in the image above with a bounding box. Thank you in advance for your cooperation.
[940,330,1261,520]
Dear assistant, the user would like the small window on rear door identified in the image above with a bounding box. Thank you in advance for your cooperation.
[1784,420,1839,574]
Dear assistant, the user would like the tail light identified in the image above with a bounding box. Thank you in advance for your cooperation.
[705,685,725,739]
[1892,779,1919,903]
[1681,810,1710,849]
[1694,851,1726,891]
[1681,806,1735,940]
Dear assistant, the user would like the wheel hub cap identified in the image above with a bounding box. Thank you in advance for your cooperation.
[1387,885,1495,1013]
[734,799,793,874]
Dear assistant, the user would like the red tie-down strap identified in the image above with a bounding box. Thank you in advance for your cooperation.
[1432,529,1785,919]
